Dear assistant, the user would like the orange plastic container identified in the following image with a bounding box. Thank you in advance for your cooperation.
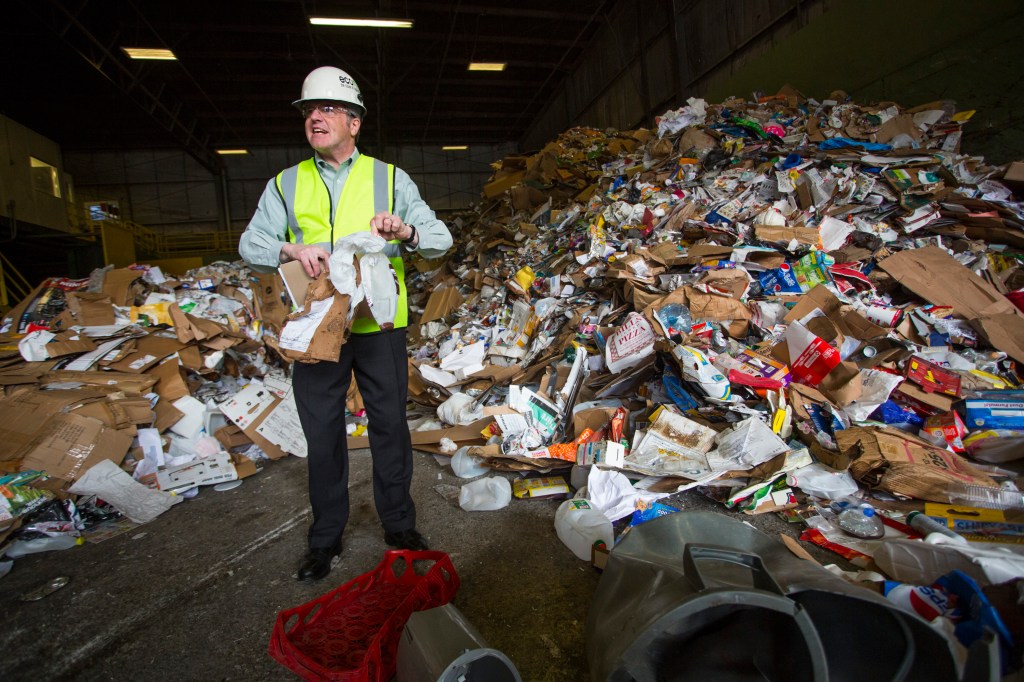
[268,550,459,681]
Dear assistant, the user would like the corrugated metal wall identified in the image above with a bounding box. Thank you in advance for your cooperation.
[523,0,1023,163]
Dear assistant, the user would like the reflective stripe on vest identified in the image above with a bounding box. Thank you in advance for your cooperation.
[276,155,407,333]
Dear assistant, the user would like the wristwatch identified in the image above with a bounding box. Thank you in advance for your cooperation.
[401,224,418,247]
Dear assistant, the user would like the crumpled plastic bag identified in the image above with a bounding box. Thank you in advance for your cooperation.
[69,459,181,524]
[437,392,484,426]
[328,233,399,329]
[584,466,669,522]
[359,251,400,330]
[18,330,54,361]
[458,476,511,511]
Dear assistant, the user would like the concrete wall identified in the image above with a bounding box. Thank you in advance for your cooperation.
[522,0,1024,163]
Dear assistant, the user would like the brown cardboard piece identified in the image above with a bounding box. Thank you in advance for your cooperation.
[152,398,184,433]
[278,274,352,364]
[697,269,750,300]
[419,288,464,324]
[253,272,290,333]
[782,285,887,342]
[1001,160,1024,193]
[623,281,664,313]
[836,426,997,503]
[101,268,144,306]
[643,242,690,267]
[683,286,751,322]
[67,292,116,326]
[483,170,525,199]
[755,225,820,247]
[411,417,494,447]
[894,381,956,413]
[216,424,253,450]
[17,412,133,482]
[572,407,617,440]
[278,260,314,309]
[146,357,190,401]
[230,452,261,479]
[44,331,98,358]
[40,369,158,394]
[678,127,717,153]
[106,333,187,373]
[72,396,152,430]
[879,246,1024,362]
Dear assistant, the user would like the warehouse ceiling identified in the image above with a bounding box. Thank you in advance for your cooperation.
[3,0,614,170]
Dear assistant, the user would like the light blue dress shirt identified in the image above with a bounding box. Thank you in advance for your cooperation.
[239,149,452,272]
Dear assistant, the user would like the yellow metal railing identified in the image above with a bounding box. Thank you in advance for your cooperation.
[0,250,33,312]
[82,214,243,260]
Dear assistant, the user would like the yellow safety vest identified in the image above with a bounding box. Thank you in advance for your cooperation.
[275,155,408,334]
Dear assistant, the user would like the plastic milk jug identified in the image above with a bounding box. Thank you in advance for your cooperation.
[555,498,614,561]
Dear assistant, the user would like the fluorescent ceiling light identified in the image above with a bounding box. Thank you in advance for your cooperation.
[442,145,468,151]
[123,47,177,60]
[309,17,413,28]
[468,62,506,72]
[216,149,249,155]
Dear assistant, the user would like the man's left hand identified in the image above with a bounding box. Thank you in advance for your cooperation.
[370,211,413,242]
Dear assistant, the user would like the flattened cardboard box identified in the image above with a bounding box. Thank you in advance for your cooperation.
[100,267,144,307]
[146,357,191,402]
[18,413,133,482]
[0,388,144,451]
[419,288,464,324]
[879,246,1024,362]
[836,426,996,503]
[105,333,187,374]
[67,292,116,326]
[41,370,158,394]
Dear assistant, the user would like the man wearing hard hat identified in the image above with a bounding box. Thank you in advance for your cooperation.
[240,67,453,581]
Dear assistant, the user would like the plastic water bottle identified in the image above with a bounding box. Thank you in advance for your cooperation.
[832,498,885,539]
[906,511,969,545]
[458,477,512,511]
[555,499,614,561]
[451,446,489,479]
[5,535,83,558]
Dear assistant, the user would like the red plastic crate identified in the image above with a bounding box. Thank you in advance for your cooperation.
[269,550,459,681]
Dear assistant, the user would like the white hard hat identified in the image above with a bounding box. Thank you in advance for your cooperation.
[293,66,365,117]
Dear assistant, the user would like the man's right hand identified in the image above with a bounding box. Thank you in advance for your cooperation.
[280,243,331,278]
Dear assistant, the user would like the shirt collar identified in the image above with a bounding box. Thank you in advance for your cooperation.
[314,148,360,171]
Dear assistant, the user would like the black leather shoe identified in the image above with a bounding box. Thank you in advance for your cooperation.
[296,544,341,582]
[384,528,429,551]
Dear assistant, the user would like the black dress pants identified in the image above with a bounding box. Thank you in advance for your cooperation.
[292,327,415,548]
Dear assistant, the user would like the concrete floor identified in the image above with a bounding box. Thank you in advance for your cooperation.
[1,449,851,681]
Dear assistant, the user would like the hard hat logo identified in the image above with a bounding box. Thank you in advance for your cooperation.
[294,66,366,118]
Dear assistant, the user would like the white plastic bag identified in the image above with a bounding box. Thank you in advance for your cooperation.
[358,250,399,329]
[436,392,484,426]
[458,476,511,511]
[786,462,859,499]
[451,446,488,478]
[329,232,396,323]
